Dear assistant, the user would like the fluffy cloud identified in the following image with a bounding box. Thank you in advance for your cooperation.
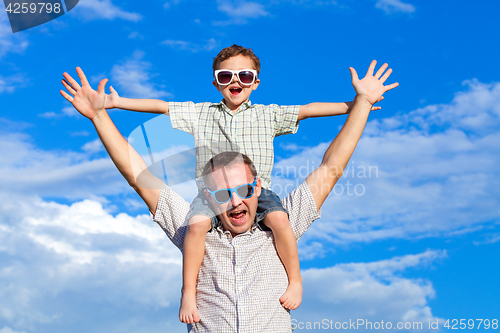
[75,0,142,22]
[375,0,415,14]
[161,38,218,53]
[296,250,445,331]
[0,74,26,94]
[214,0,269,25]
[110,51,173,99]
[273,80,500,252]
[0,14,29,59]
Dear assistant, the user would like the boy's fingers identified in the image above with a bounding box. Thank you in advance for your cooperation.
[60,90,74,103]
[109,85,115,93]
[375,63,388,79]
[97,78,108,94]
[63,72,81,90]
[349,67,359,82]
[61,79,76,95]
[76,67,90,87]
[366,60,377,76]
[380,68,392,83]
[385,82,399,91]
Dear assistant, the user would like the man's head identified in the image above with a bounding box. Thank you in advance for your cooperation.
[212,45,261,111]
[202,152,261,236]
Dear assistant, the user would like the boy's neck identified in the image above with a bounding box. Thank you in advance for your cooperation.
[223,99,248,113]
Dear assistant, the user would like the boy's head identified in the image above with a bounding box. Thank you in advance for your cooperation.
[212,45,261,112]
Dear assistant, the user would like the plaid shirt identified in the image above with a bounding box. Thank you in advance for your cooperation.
[169,101,300,190]
[152,181,321,333]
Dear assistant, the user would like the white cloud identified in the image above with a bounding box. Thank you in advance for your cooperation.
[296,250,444,331]
[110,51,173,99]
[375,0,415,14]
[0,74,26,94]
[0,14,29,59]
[76,0,142,21]
[215,0,269,25]
[81,138,104,154]
[161,38,218,53]
[0,328,27,333]
[274,79,500,250]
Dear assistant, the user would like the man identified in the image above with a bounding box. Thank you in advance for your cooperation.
[60,61,398,332]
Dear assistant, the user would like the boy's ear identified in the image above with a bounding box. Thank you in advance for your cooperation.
[213,80,220,91]
[252,78,260,91]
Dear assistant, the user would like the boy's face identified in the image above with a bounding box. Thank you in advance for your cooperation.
[204,162,261,237]
[213,54,260,112]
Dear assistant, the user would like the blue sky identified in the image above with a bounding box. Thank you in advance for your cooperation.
[1,0,499,332]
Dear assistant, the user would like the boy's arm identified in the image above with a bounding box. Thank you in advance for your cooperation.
[306,61,398,210]
[297,100,383,121]
[104,85,170,115]
[60,67,163,213]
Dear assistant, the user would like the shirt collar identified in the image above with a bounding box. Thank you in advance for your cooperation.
[215,100,252,114]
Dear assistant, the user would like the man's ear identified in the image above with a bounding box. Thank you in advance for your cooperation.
[255,178,262,197]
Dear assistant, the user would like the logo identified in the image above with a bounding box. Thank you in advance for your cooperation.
[3,0,79,33]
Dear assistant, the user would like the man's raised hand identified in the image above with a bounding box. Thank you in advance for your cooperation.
[349,60,399,106]
[60,67,108,121]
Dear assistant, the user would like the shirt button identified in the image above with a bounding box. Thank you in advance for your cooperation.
[236,267,242,274]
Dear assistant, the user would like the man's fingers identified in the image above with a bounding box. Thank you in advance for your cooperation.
[375,63,388,79]
[366,60,377,76]
[60,90,74,103]
[97,78,108,94]
[63,72,81,90]
[349,67,359,82]
[380,68,392,83]
[61,79,76,95]
[385,82,399,91]
[76,67,90,87]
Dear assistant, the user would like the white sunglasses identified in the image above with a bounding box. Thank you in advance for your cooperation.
[214,69,257,86]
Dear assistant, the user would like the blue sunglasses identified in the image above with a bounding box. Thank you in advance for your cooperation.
[206,179,257,204]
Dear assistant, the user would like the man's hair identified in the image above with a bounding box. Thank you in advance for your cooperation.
[202,152,257,188]
[212,44,261,76]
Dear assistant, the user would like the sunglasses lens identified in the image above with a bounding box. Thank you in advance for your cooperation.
[237,185,254,199]
[214,190,231,203]
[217,71,233,84]
[238,71,254,84]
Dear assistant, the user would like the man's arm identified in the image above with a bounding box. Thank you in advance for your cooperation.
[306,61,398,210]
[297,100,383,121]
[102,84,170,114]
[60,67,163,213]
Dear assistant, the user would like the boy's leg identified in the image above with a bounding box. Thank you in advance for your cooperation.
[180,215,212,324]
[263,210,303,310]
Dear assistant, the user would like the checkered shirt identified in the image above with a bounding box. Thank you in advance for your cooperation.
[168,101,300,190]
[152,181,321,333]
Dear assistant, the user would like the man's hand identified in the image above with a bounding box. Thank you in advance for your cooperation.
[104,85,120,109]
[349,60,399,106]
[60,67,107,121]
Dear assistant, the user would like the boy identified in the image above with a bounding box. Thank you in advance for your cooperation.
[102,45,382,324]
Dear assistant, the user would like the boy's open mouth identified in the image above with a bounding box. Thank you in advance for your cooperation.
[229,87,242,96]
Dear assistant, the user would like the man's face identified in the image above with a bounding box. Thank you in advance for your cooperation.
[204,162,261,237]
[213,54,260,112]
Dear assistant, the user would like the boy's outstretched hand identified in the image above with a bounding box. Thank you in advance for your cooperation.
[349,60,399,106]
[60,67,108,121]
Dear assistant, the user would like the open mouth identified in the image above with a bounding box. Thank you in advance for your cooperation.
[229,209,247,224]
[229,87,242,96]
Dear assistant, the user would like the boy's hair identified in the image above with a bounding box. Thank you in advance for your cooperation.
[212,44,261,76]
[202,152,257,188]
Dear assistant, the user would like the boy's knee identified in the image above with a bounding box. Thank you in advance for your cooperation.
[263,210,289,230]
[187,215,212,233]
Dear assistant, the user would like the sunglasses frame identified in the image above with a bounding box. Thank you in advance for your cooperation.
[214,69,257,86]
[205,178,258,204]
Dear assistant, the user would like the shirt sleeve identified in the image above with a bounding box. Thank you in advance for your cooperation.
[272,104,300,137]
[169,101,200,135]
[151,184,190,250]
[281,181,322,241]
